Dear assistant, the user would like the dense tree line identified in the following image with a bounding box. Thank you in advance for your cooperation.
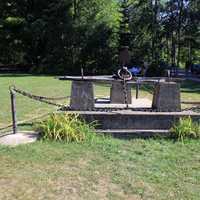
[128,0,200,69]
[0,0,199,74]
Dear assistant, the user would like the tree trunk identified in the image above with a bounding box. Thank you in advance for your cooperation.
[152,0,160,65]
[171,32,176,74]
[176,0,183,69]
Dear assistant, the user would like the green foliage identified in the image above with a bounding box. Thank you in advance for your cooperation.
[170,117,200,142]
[145,62,166,77]
[0,0,199,74]
[4,17,25,27]
[34,113,96,143]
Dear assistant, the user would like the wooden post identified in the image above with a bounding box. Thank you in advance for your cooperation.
[10,89,17,134]
[136,82,139,99]
[81,68,84,79]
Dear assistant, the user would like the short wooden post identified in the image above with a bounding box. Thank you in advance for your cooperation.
[136,82,140,99]
[10,89,17,134]
[81,68,84,79]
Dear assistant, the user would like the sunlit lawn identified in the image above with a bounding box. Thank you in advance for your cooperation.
[0,137,200,200]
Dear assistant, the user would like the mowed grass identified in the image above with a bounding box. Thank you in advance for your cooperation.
[0,74,200,199]
[0,138,200,200]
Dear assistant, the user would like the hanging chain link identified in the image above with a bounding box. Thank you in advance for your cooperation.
[122,78,129,107]
[9,86,69,108]
[117,67,133,107]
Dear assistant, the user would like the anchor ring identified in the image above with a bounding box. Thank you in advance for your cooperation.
[118,67,132,81]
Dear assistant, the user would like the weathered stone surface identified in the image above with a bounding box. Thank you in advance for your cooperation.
[152,82,181,112]
[96,129,170,139]
[0,132,39,147]
[95,98,152,109]
[70,81,94,111]
[110,81,132,104]
[59,76,182,83]
[69,110,200,130]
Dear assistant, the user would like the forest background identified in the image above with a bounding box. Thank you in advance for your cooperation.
[0,0,199,75]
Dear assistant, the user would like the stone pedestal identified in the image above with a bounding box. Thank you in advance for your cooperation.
[152,82,181,112]
[70,81,94,111]
[110,81,132,104]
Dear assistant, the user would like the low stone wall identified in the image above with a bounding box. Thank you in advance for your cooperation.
[75,111,200,130]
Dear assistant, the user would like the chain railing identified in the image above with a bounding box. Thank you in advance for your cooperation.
[9,86,70,108]
[0,86,71,135]
[0,112,56,136]
[181,102,200,113]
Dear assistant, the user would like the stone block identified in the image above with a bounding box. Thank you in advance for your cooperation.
[152,82,181,112]
[110,81,132,104]
[70,81,94,111]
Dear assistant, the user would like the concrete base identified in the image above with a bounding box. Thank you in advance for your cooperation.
[95,98,152,109]
[96,129,170,139]
[152,82,181,112]
[110,82,132,104]
[65,110,200,130]
[70,81,94,111]
[0,132,39,147]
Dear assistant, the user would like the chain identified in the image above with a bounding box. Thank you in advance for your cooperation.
[122,78,129,108]
[10,86,69,108]
[182,106,200,113]
[117,67,133,107]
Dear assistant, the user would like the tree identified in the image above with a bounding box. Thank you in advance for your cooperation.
[0,0,199,75]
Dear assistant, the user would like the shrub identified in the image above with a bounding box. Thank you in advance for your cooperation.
[34,113,96,143]
[170,117,200,142]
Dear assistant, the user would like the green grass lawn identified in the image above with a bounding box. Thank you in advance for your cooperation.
[0,138,200,200]
[0,74,200,199]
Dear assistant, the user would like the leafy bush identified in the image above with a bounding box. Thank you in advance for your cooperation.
[170,117,200,142]
[34,113,96,143]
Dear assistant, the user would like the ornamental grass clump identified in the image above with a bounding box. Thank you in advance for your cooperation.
[170,117,200,142]
[35,113,96,143]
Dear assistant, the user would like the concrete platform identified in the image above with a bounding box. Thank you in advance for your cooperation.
[95,98,152,109]
[0,131,39,147]
[64,110,200,130]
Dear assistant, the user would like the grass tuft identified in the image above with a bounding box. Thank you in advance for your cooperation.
[170,117,200,142]
[34,113,97,143]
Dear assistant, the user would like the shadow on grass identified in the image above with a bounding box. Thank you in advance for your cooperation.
[103,134,171,141]
[181,81,200,94]
[0,73,55,78]
[181,80,200,89]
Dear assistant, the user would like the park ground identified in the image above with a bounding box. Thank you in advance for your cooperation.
[0,74,200,200]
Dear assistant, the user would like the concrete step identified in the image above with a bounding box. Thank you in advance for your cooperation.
[96,129,170,138]
[75,110,200,130]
